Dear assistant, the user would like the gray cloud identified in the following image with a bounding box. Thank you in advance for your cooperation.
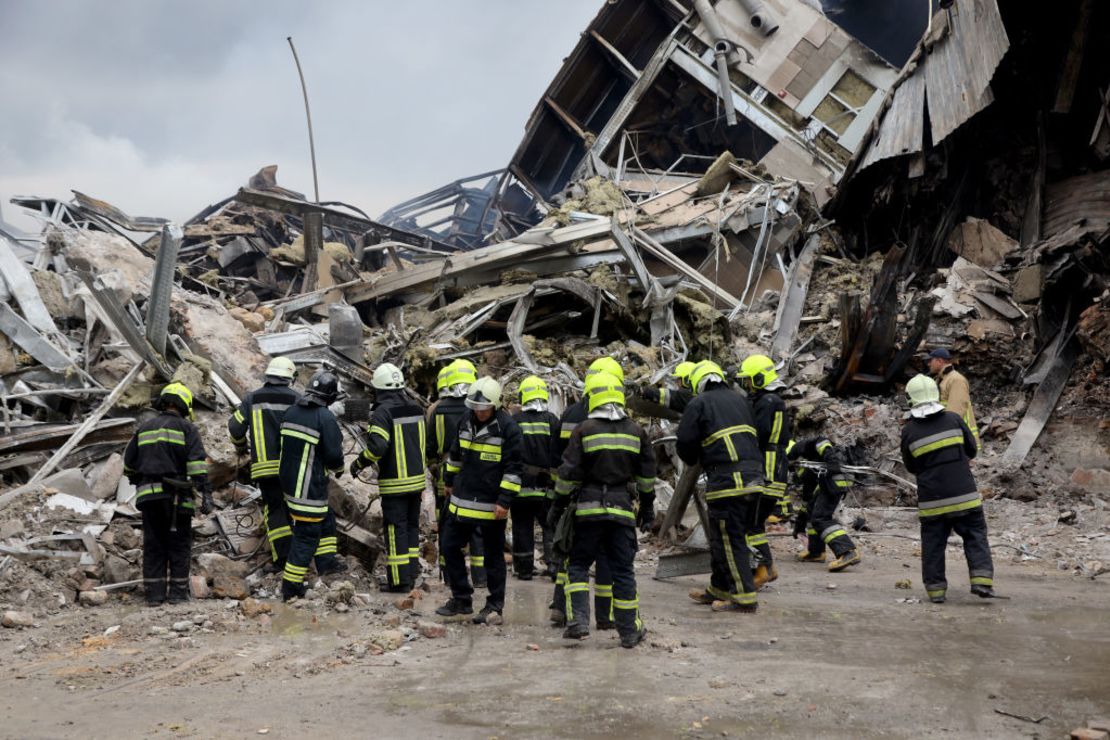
[0,1,601,230]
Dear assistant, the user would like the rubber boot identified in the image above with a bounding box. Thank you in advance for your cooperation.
[795,551,826,563]
[828,550,861,572]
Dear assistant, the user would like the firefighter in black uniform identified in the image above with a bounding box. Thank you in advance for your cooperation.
[350,363,427,592]
[123,383,212,606]
[736,354,793,587]
[637,360,696,413]
[550,356,623,629]
[426,359,486,586]
[511,375,560,580]
[436,377,524,624]
[677,361,765,612]
[553,371,655,648]
[228,356,300,571]
[901,374,995,603]
[279,370,347,600]
[788,436,861,571]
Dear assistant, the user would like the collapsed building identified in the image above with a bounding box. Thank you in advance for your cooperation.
[2,0,1109,607]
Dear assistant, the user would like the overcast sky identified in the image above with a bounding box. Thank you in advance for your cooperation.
[0,1,601,232]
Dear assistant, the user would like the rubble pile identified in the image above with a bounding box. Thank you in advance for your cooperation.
[3,0,1110,615]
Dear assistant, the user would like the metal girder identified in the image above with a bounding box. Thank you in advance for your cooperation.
[0,303,74,373]
[145,223,182,355]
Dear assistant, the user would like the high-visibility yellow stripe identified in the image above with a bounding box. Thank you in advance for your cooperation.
[448,503,496,520]
[282,429,320,445]
[702,425,757,446]
[575,506,634,519]
[436,415,445,454]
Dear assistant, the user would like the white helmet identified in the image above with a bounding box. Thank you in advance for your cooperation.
[371,362,405,390]
[265,356,297,381]
[465,376,502,410]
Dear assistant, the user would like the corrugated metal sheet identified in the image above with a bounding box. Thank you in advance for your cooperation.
[856,0,1008,173]
[925,0,1007,144]
[859,71,925,170]
[1043,169,1110,240]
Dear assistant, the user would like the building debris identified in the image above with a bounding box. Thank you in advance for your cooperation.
[2,0,1109,612]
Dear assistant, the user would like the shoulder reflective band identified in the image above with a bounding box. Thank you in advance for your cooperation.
[560,422,578,440]
[369,425,390,441]
[582,433,641,454]
[233,409,245,424]
[138,428,185,446]
[816,440,832,456]
[917,492,981,517]
[909,430,965,457]
[281,422,321,445]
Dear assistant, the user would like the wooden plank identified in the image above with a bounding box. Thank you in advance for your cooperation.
[29,361,145,484]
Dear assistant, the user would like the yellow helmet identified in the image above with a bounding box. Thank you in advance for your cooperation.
[436,364,453,394]
[584,371,625,412]
[519,375,548,405]
[586,356,624,384]
[737,354,778,390]
[689,361,726,395]
[672,361,697,389]
[159,382,195,419]
[450,359,477,387]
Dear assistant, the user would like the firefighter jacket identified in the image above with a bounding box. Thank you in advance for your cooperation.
[279,399,344,521]
[512,407,560,498]
[124,411,209,510]
[640,385,692,413]
[357,390,426,496]
[426,396,466,494]
[443,409,523,519]
[900,409,979,519]
[792,437,852,502]
[750,389,792,496]
[227,381,301,480]
[676,385,764,501]
[555,417,656,526]
[556,399,587,459]
[938,366,980,450]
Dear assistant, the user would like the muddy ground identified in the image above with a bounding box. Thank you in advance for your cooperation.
[1,523,1107,740]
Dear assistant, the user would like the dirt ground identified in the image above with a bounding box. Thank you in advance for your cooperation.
[1,527,1107,740]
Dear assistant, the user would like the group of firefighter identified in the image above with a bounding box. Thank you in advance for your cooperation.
[123,345,996,648]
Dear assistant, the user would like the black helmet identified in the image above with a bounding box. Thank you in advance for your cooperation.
[305,370,339,405]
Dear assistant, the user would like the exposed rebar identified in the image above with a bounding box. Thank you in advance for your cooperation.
[287,36,320,203]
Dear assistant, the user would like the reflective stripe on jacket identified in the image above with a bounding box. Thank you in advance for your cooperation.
[751,389,792,496]
[279,400,344,521]
[555,417,655,526]
[900,409,980,518]
[675,385,764,501]
[443,409,523,517]
[227,381,301,479]
[512,407,560,497]
[123,411,209,509]
[359,390,427,495]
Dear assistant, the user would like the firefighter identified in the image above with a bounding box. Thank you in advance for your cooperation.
[227,356,300,571]
[511,375,560,580]
[426,359,486,587]
[926,348,981,452]
[735,353,793,587]
[549,356,623,629]
[123,382,212,606]
[278,370,347,601]
[350,363,427,592]
[552,371,655,648]
[676,361,765,612]
[788,437,861,571]
[637,360,697,413]
[436,377,524,624]
[901,374,994,603]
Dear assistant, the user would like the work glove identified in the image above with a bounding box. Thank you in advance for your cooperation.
[200,490,215,516]
[349,456,367,478]
[234,443,248,458]
[637,501,656,533]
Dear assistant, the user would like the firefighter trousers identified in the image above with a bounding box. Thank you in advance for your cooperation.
[282,510,340,598]
[920,507,993,599]
[552,548,613,625]
[706,497,757,607]
[436,490,486,586]
[442,515,506,610]
[746,492,780,566]
[565,521,641,637]
[510,496,552,576]
[258,477,292,565]
[382,492,421,588]
[806,489,854,558]
[141,498,193,604]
